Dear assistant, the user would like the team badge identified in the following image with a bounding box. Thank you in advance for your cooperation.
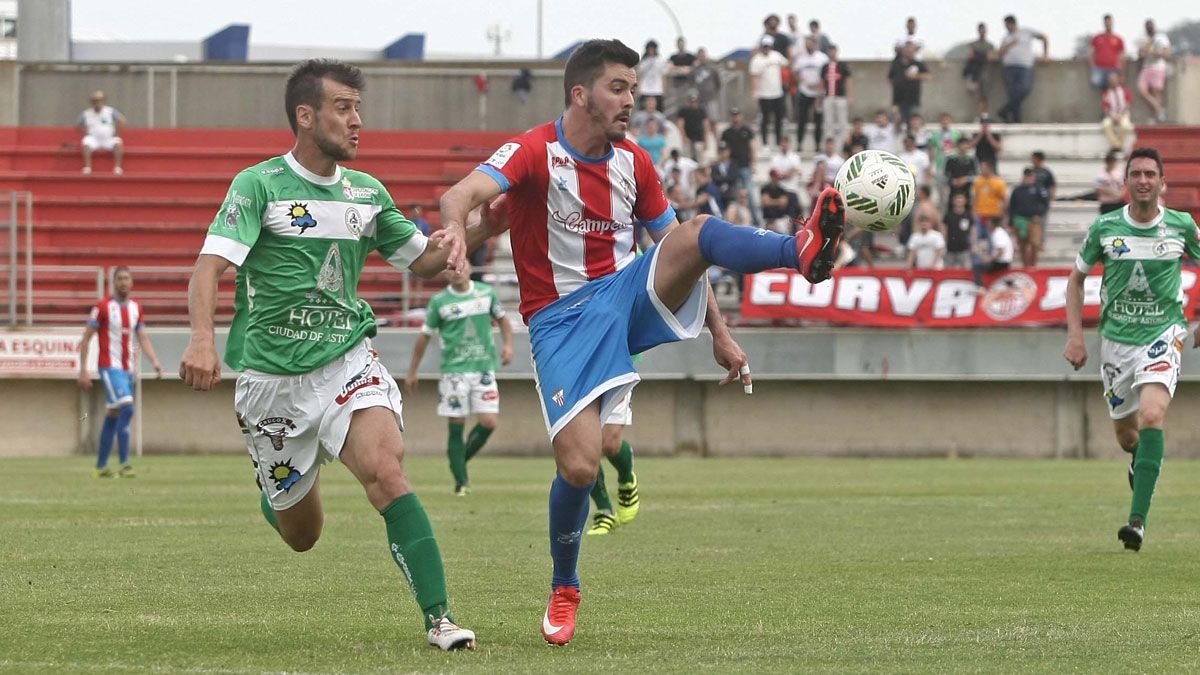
[345,207,363,237]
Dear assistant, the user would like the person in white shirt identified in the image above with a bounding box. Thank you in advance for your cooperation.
[792,35,830,152]
[768,136,804,196]
[973,218,1014,289]
[894,17,925,57]
[897,134,932,189]
[1137,19,1172,123]
[996,15,1049,123]
[78,90,125,175]
[749,36,789,150]
[813,137,844,184]
[864,110,897,154]
[637,40,667,111]
[906,211,945,270]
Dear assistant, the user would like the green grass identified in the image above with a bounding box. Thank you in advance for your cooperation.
[4,455,1200,673]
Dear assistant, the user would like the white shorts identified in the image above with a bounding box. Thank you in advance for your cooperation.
[604,389,633,426]
[1099,324,1188,420]
[437,371,499,417]
[235,339,404,510]
[82,134,122,151]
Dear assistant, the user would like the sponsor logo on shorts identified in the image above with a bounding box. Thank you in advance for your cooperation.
[481,390,499,402]
[255,417,296,451]
[447,394,463,410]
[480,372,493,386]
[269,460,303,492]
[552,389,565,408]
[336,367,382,405]
[1143,361,1172,373]
[1148,340,1168,358]
[1102,362,1121,383]
[1105,388,1125,409]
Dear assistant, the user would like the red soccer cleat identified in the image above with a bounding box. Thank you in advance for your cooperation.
[793,187,846,283]
[541,585,581,646]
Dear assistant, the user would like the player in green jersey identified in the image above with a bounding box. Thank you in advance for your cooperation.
[179,59,498,650]
[405,261,514,495]
[1064,147,1200,552]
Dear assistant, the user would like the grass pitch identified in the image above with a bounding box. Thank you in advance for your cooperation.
[4,455,1200,673]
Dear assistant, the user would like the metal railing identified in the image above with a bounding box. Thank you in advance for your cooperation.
[1,190,33,326]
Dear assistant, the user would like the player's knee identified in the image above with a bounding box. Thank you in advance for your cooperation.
[479,415,497,430]
[601,433,622,457]
[283,528,321,553]
[558,455,600,488]
[1138,405,1166,429]
[682,213,711,240]
[1116,428,1139,452]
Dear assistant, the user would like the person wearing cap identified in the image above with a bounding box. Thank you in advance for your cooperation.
[78,90,126,175]
[996,14,1049,123]
[675,92,713,160]
[749,34,788,151]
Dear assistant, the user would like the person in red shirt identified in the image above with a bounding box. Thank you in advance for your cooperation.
[1089,14,1126,89]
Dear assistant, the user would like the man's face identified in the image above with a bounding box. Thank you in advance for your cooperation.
[978,24,987,38]
[731,112,743,127]
[875,114,888,127]
[1022,173,1036,184]
[952,195,967,212]
[904,138,915,151]
[1146,20,1155,35]
[824,139,835,154]
[957,141,971,155]
[582,63,636,143]
[696,48,708,63]
[113,271,133,297]
[940,114,952,129]
[906,18,916,34]
[1005,19,1017,33]
[1031,154,1043,167]
[308,77,362,162]
[91,95,105,111]
[1127,157,1164,206]
[1104,16,1114,32]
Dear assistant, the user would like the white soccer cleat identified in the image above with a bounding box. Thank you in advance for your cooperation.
[426,615,477,651]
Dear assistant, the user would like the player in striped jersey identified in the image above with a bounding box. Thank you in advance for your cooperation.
[77,267,164,478]
[440,39,846,645]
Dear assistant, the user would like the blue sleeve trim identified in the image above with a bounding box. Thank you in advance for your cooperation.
[87,319,100,329]
[643,206,677,233]
[475,165,510,193]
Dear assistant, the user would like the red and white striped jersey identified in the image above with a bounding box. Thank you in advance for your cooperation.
[475,118,676,323]
[87,296,143,371]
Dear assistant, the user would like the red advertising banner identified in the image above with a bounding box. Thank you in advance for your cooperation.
[741,268,1200,327]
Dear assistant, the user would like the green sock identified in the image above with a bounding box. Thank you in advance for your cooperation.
[381,494,451,630]
[463,423,493,461]
[259,491,280,533]
[447,422,467,486]
[1130,428,1164,524]
[607,440,635,484]
[591,465,614,513]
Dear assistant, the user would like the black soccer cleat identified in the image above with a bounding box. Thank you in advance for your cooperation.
[1118,517,1144,552]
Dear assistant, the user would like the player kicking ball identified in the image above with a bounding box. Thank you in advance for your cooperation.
[405,260,514,496]
[180,59,492,650]
[439,39,844,645]
[1064,147,1200,552]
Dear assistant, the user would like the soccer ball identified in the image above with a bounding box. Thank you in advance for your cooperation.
[833,150,916,232]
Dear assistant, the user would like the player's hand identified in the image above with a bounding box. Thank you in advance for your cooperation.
[179,339,222,391]
[481,194,510,235]
[77,373,92,390]
[1064,336,1088,371]
[153,362,165,379]
[501,344,513,366]
[713,335,752,393]
[431,222,468,274]
[404,373,419,397]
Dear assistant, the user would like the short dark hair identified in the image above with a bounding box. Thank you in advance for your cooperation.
[1004,14,1016,23]
[562,39,639,107]
[919,185,932,198]
[284,59,365,134]
[1103,13,1113,20]
[1126,147,1164,176]
[112,265,131,280]
[1031,150,1046,160]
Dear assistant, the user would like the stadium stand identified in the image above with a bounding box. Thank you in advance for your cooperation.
[0,126,512,325]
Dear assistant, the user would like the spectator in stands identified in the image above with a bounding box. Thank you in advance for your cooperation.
[637,40,667,110]
[762,14,792,59]
[409,204,433,236]
[711,143,738,203]
[662,148,699,195]
[1095,150,1126,214]
[693,166,724,216]
[720,108,759,224]
[511,68,533,104]
[808,20,833,55]
[690,48,722,122]
[792,35,829,152]
[813,137,844,184]
[969,114,1003,170]
[769,136,804,198]
[78,90,125,175]
[899,184,937,246]
[943,193,978,269]
[675,93,712,159]
[760,169,800,233]
[894,17,925,57]
[865,110,897,154]
[668,36,696,90]
[945,136,980,208]
[786,14,805,47]
[819,44,852,151]
[1028,151,1056,203]
[898,134,932,192]
[629,96,669,137]
[666,167,696,221]
[929,112,962,178]
[78,266,164,478]
[973,160,1008,231]
[963,23,994,117]
[907,205,946,270]
[888,44,931,129]
[996,15,1048,123]
[1089,14,1126,90]
[908,113,931,151]
[842,117,868,157]
[1101,72,1135,151]
[1137,19,1171,124]
[636,117,667,166]
[972,214,1014,290]
[723,186,753,225]
[750,35,789,151]
[1008,168,1048,268]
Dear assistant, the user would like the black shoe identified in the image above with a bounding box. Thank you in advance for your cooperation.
[1118,517,1144,551]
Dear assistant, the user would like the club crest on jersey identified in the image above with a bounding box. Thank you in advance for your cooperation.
[341,177,378,200]
[289,203,317,233]
[345,207,363,237]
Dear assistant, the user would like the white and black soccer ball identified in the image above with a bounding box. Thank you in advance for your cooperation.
[833,150,916,232]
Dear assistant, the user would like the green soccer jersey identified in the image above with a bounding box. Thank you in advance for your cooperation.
[421,282,505,373]
[1075,205,1200,345]
[200,153,428,374]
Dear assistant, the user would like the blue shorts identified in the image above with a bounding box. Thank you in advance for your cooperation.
[99,367,135,409]
[529,238,707,439]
